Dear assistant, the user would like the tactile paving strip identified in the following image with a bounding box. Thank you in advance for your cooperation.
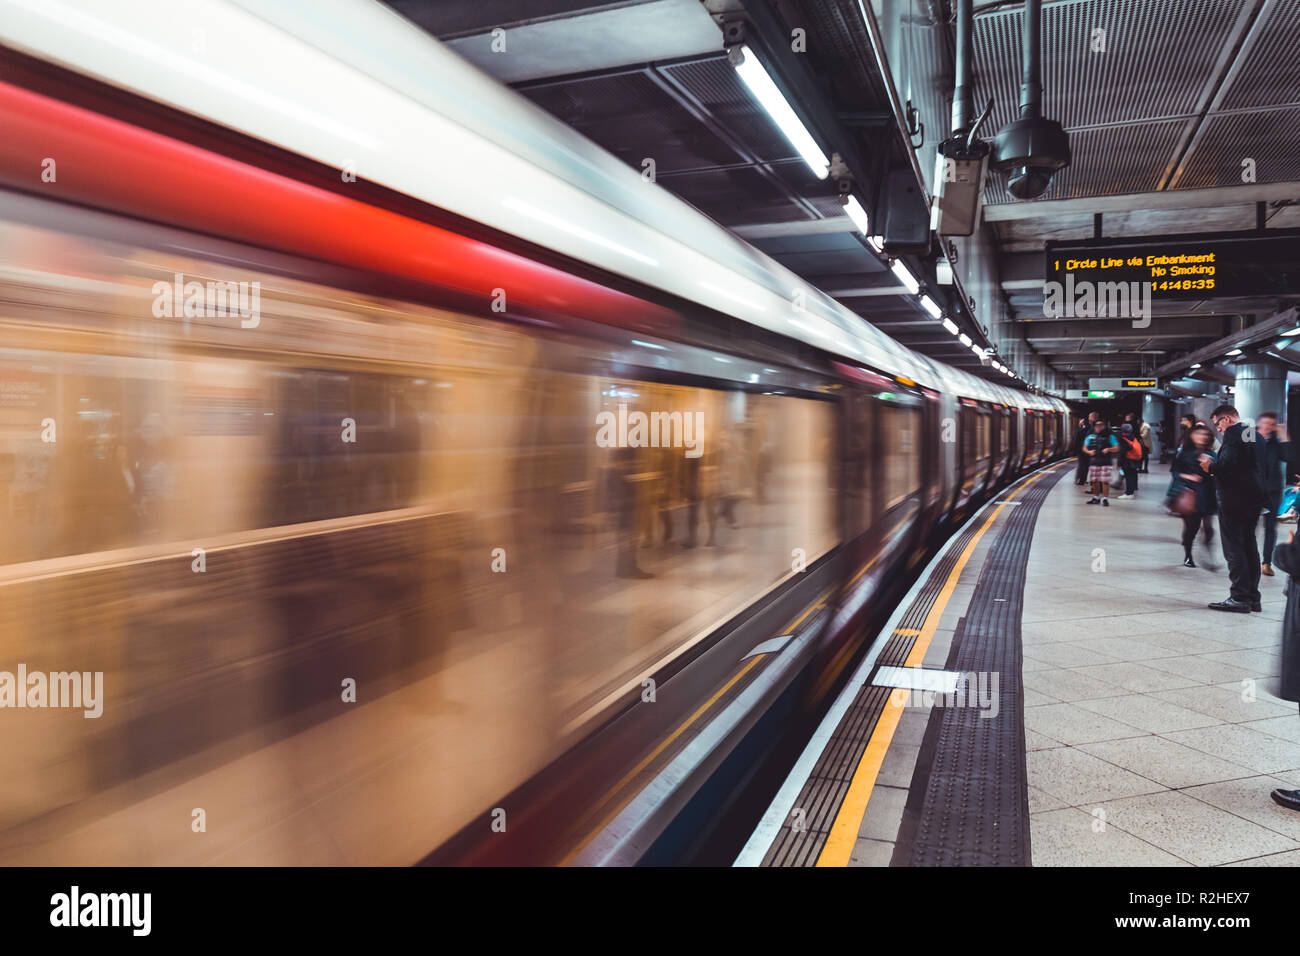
[759,505,999,867]
[897,466,1067,866]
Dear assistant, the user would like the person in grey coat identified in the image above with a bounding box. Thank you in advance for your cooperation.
[1265,529,1300,812]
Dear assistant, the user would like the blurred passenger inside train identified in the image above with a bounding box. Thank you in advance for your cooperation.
[1082,418,1119,506]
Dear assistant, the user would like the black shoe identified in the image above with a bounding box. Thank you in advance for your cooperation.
[1183,556,1196,568]
[1208,598,1252,613]
[1102,498,1109,507]
[1271,789,1300,812]
[1087,497,1099,505]
[1251,602,1262,612]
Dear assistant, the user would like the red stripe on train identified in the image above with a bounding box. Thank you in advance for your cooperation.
[0,79,675,331]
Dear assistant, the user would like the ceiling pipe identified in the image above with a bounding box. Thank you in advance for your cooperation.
[989,0,1070,199]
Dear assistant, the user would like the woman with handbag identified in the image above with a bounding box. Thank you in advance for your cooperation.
[1170,424,1218,568]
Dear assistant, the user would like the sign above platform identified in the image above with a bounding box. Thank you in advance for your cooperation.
[1046,230,1300,301]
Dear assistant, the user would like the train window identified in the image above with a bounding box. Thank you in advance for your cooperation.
[959,405,977,487]
[264,368,426,527]
[977,411,991,464]
[880,403,920,511]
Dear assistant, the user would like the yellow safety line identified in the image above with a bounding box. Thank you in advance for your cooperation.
[814,464,1061,866]
[559,653,766,865]
[563,464,1066,866]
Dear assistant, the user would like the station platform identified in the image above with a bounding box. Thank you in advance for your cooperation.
[738,461,1300,867]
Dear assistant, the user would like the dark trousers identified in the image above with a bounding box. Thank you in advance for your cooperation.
[1219,510,1261,604]
[1181,513,1213,553]
[1263,490,1281,566]
[1122,460,1138,495]
[1140,451,1149,473]
[1075,454,1089,483]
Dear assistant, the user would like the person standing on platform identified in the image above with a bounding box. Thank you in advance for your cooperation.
[1175,414,1196,458]
[1264,527,1300,813]
[1074,412,1096,486]
[1083,418,1119,507]
[1170,424,1217,568]
[1254,412,1293,578]
[1138,416,1152,473]
[1116,423,1142,499]
[1207,404,1266,613]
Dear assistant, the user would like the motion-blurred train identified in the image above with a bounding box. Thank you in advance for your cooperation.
[0,0,1067,865]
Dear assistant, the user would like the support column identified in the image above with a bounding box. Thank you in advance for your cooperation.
[1233,359,1289,424]
[1141,393,1166,457]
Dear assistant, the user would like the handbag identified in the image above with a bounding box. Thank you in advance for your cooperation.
[1170,487,1199,515]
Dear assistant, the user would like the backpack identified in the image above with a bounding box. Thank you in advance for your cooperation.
[1123,436,1143,460]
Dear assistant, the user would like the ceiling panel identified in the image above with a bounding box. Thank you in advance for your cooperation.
[1216,0,1300,110]
[984,118,1189,202]
[973,0,1246,131]
[1174,106,1300,188]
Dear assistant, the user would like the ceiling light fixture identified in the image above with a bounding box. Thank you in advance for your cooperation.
[843,195,870,234]
[890,260,921,295]
[731,45,829,179]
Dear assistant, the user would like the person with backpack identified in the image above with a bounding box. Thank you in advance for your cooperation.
[1116,422,1143,499]
[1082,419,1119,506]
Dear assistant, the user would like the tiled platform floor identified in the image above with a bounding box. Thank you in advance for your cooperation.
[1023,472,1300,866]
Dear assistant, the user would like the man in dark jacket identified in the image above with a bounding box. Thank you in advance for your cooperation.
[1261,528,1300,813]
[1253,412,1293,577]
[1074,412,1096,485]
[1208,404,1267,612]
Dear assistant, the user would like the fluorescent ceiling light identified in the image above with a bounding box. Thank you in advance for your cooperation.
[942,318,959,335]
[919,295,942,319]
[843,196,870,234]
[1227,348,1243,356]
[1190,363,1202,369]
[959,333,972,347]
[867,235,884,252]
[1284,328,1300,337]
[891,260,920,295]
[732,45,829,179]
[970,342,984,357]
